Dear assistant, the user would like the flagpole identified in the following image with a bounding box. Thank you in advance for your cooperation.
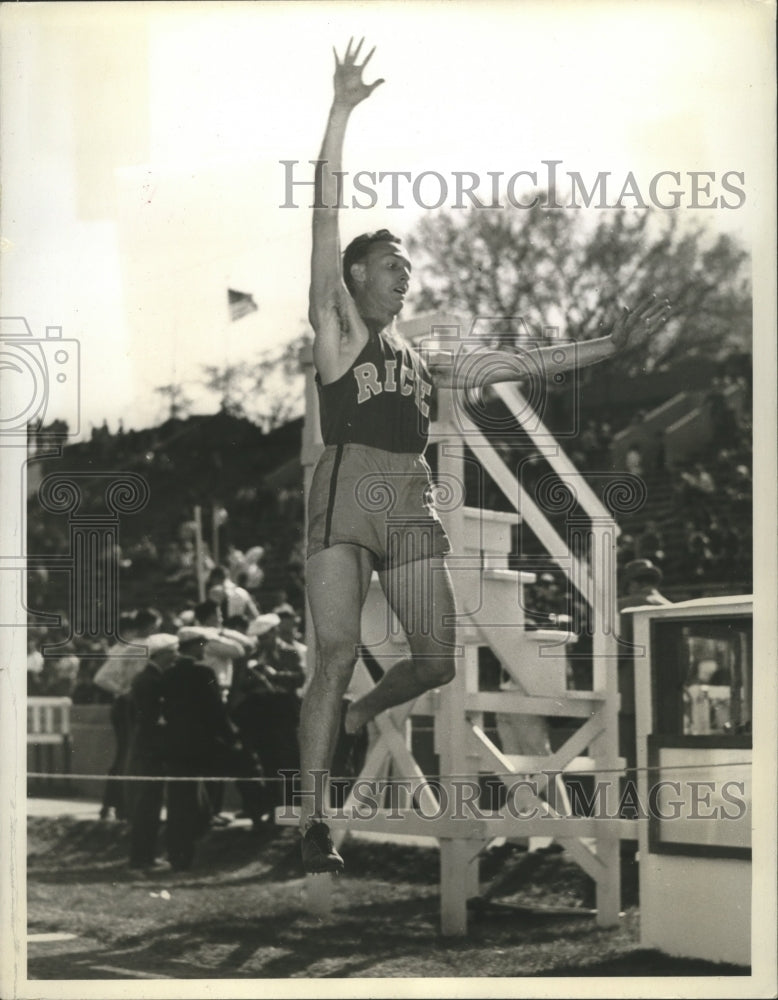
[212,505,220,568]
[194,505,206,601]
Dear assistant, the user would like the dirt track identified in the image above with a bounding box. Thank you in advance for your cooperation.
[27,813,749,982]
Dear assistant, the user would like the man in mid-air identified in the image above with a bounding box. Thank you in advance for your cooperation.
[299,38,669,873]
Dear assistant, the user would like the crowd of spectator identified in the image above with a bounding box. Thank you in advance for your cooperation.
[523,572,571,631]
[608,382,752,590]
[567,419,615,473]
[671,430,752,584]
[25,365,753,873]
[27,550,370,871]
[615,520,666,577]
[27,626,108,702]
[25,561,363,873]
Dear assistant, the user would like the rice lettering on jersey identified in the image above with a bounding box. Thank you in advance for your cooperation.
[317,330,434,454]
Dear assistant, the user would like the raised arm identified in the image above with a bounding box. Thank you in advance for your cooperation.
[308,39,384,384]
[428,295,671,390]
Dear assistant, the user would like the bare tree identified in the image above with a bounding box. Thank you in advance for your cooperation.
[201,362,252,418]
[154,383,193,421]
[248,331,310,429]
[155,331,311,429]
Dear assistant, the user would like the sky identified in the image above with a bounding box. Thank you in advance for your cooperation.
[0,0,775,437]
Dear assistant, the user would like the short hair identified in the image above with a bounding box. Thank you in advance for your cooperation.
[194,599,220,624]
[342,229,403,296]
[134,607,162,631]
[225,614,248,633]
[206,566,227,584]
[178,636,204,653]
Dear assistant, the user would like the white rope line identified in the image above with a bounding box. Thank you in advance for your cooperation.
[26,759,753,784]
[28,773,292,783]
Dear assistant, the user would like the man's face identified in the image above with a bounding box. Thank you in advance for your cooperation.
[278,617,296,640]
[259,628,278,650]
[152,647,178,670]
[180,639,207,660]
[354,242,412,317]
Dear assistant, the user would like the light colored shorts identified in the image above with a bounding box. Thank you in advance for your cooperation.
[307,443,451,570]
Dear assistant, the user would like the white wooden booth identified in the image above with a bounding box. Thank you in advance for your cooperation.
[628,595,752,967]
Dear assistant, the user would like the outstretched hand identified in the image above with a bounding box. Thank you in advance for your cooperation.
[609,295,672,351]
[333,37,384,109]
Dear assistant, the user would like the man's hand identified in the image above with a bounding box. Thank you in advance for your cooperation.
[609,295,672,352]
[333,37,384,109]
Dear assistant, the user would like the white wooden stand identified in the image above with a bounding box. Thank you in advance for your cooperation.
[290,318,629,934]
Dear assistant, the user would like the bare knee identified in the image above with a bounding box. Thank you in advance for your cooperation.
[414,654,456,689]
[314,633,360,685]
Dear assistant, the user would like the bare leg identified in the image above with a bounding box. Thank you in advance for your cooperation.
[345,555,457,733]
[299,544,374,833]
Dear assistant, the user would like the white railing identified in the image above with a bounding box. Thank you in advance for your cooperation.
[27,697,72,745]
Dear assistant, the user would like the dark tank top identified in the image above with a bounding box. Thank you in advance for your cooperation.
[316,329,434,454]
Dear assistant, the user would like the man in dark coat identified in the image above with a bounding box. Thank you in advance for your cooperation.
[126,633,179,870]
[162,627,257,869]
[231,614,306,821]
